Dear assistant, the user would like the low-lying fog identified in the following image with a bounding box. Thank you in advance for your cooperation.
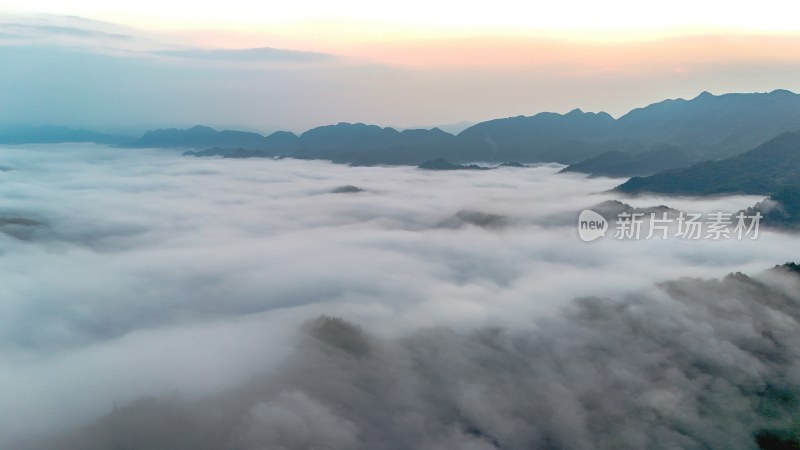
[1,144,798,449]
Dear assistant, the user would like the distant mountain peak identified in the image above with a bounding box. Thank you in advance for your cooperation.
[189,125,215,132]
[693,91,715,100]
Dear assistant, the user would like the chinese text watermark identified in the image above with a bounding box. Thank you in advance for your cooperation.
[578,210,761,242]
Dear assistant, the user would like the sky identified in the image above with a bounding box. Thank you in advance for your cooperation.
[2,144,800,447]
[1,2,800,131]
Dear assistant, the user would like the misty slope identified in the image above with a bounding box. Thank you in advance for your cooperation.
[617,132,800,195]
[560,145,692,177]
[127,125,299,153]
[38,269,800,450]
[742,185,800,230]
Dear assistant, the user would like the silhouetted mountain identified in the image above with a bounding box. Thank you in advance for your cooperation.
[177,115,634,166]
[561,145,692,177]
[295,123,457,165]
[126,125,298,152]
[616,89,800,159]
[457,89,800,165]
[617,132,800,195]
[447,89,800,165]
[262,131,301,154]
[298,123,389,151]
[417,158,488,170]
[30,89,800,170]
[451,109,619,164]
[742,185,800,230]
[0,125,128,145]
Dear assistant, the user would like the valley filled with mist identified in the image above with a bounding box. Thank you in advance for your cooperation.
[5,2,800,448]
[2,144,800,449]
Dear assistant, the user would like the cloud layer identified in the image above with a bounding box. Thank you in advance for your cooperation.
[0,143,798,447]
[42,271,800,449]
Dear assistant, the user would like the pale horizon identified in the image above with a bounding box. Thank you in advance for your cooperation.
[2,4,800,131]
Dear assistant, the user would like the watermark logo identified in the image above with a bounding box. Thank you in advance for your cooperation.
[577,209,608,242]
[577,210,762,242]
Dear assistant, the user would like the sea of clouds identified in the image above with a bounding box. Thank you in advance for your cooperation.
[1,144,799,449]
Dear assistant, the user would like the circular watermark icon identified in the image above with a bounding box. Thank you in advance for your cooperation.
[577,209,608,242]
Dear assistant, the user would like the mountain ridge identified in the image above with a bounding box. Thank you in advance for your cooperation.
[6,90,800,173]
[616,131,800,196]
